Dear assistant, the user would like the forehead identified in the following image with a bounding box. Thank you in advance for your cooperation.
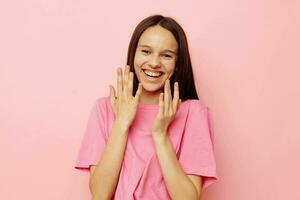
[137,25,178,51]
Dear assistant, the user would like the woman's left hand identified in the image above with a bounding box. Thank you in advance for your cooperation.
[151,79,181,139]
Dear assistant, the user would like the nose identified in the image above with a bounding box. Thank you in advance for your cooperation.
[148,54,161,68]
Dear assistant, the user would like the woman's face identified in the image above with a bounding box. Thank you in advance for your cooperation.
[134,25,178,93]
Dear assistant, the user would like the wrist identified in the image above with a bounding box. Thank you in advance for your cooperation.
[113,120,130,132]
[152,131,167,143]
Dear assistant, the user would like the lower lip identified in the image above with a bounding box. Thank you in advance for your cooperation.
[142,70,163,82]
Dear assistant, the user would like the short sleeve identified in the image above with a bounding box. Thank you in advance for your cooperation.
[178,100,218,189]
[74,98,107,172]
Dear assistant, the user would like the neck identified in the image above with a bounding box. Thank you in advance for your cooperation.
[138,89,162,105]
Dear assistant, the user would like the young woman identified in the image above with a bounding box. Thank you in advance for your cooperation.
[74,14,218,200]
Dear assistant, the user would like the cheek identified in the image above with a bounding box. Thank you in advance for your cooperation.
[134,55,146,67]
[163,62,176,74]
[162,62,176,79]
[133,58,141,80]
[133,54,142,70]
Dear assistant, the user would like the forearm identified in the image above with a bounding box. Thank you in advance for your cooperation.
[153,134,199,200]
[89,121,129,200]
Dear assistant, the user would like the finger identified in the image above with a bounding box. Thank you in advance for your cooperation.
[134,83,143,101]
[179,99,182,110]
[164,80,169,115]
[123,65,129,98]
[158,92,164,117]
[128,72,134,97]
[167,80,173,113]
[109,85,116,105]
[173,82,180,111]
[117,67,123,98]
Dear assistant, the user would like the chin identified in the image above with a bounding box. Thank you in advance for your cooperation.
[141,81,163,93]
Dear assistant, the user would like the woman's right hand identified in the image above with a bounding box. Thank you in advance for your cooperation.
[109,65,143,129]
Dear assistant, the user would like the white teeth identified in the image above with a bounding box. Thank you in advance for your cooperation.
[143,70,162,77]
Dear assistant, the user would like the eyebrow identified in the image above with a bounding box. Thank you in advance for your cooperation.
[138,44,177,55]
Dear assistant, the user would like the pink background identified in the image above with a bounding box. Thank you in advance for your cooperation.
[1,0,299,199]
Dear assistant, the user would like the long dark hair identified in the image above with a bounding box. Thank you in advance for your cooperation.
[126,14,199,101]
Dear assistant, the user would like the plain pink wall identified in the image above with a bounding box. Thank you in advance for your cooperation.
[1,0,299,199]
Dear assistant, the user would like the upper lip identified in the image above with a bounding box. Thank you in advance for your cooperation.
[142,69,164,74]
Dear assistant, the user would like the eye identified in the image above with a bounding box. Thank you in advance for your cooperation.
[141,50,150,54]
[163,54,172,58]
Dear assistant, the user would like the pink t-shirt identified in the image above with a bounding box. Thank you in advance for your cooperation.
[74,96,218,199]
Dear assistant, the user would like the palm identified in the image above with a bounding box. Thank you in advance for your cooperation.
[109,65,142,128]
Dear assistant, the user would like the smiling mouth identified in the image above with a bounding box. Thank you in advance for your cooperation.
[142,69,164,78]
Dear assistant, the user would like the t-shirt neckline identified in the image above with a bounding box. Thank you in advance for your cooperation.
[138,102,159,109]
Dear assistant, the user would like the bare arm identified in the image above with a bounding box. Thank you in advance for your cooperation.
[153,135,202,200]
[89,121,129,200]
[89,66,142,200]
[151,81,201,199]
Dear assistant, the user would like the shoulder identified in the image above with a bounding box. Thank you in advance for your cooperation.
[90,96,111,114]
[182,99,209,111]
[95,96,110,104]
[94,96,111,107]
